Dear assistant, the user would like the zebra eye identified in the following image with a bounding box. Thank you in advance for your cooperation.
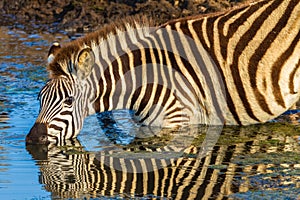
[63,96,74,106]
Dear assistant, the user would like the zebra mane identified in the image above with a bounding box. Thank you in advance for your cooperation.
[47,15,154,78]
[47,0,260,79]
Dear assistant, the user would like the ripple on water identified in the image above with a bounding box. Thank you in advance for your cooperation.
[0,26,71,200]
[0,26,299,199]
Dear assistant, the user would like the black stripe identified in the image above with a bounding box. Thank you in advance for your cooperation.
[148,84,165,126]
[163,168,172,196]
[248,0,298,114]
[218,6,248,59]
[218,2,266,59]
[119,53,133,109]
[94,57,109,112]
[196,145,220,196]
[272,23,300,107]
[48,124,63,132]
[53,117,69,141]
[164,23,207,100]
[70,113,76,139]
[128,46,155,114]
[135,84,153,116]
[85,79,93,101]
[112,157,122,193]
[289,59,300,95]
[147,167,155,194]
[179,21,225,122]
[44,81,62,119]
[92,158,105,190]
[132,159,143,194]
[130,86,142,111]
[149,33,174,92]
[148,86,172,125]
[103,65,113,110]
[192,19,241,125]
[60,79,69,97]
[102,40,118,111]
[126,34,144,110]
[123,160,134,192]
[169,119,190,124]
[43,83,63,121]
[111,52,128,109]
[165,98,178,114]
[103,157,113,195]
[60,111,72,115]
[213,1,270,122]
[90,64,99,100]
[230,0,283,121]
[110,58,121,109]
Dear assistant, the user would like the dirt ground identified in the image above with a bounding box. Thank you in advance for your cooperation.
[0,0,247,34]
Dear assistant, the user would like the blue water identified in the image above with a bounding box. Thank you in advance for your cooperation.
[0,27,49,199]
[0,26,299,200]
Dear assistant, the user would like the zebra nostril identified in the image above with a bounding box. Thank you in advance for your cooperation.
[39,135,47,142]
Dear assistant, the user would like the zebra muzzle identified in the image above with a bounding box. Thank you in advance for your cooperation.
[26,123,49,145]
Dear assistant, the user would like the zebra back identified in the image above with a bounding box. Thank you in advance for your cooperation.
[159,0,300,125]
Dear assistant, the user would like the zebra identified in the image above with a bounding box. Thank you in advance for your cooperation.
[26,0,300,144]
[26,124,300,199]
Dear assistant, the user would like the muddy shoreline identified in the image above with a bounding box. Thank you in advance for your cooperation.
[0,0,246,34]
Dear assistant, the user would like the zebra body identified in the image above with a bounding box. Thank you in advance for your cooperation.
[26,0,300,144]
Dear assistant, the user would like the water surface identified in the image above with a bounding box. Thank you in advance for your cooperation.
[0,26,299,200]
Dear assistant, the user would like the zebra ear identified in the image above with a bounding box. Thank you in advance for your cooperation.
[76,47,95,80]
[47,42,61,64]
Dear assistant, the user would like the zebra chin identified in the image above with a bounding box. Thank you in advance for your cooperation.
[26,123,50,145]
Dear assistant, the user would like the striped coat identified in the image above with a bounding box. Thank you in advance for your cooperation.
[26,0,300,144]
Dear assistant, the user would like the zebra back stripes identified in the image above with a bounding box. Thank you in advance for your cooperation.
[160,0,300,125]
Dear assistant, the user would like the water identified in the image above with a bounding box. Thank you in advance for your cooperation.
[0,26,300,200]
[0,27,70,199]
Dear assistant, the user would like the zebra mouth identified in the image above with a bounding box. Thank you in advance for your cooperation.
[26,123,50,145]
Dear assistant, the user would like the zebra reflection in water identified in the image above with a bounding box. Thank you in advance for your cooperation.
[27,122,300,199]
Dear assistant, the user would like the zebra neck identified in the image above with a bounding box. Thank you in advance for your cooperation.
[91,26,156,116]
[92,47,158,116]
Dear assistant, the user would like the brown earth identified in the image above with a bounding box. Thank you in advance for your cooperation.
[0,0,247,34]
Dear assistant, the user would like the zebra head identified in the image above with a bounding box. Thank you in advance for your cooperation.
[26,43,96,145]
